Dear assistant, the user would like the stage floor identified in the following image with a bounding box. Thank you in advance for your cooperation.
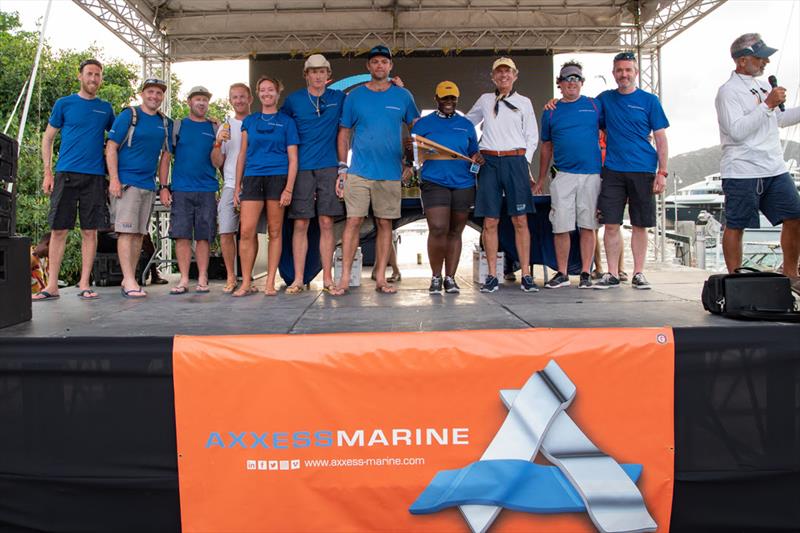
[5,261,787,337]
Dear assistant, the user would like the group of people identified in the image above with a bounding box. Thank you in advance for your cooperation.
[32,32,799,302]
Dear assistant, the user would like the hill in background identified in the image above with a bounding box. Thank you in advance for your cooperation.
[667,140,800,194]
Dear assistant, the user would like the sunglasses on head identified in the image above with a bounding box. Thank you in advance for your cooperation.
[614,52,636,62]
[142,78,167,88]
[558,75,584,83]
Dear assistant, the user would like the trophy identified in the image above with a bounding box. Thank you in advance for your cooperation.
[411,134,480,174]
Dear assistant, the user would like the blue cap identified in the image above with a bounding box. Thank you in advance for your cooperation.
[732,38,778,59]
[368,45,392,60]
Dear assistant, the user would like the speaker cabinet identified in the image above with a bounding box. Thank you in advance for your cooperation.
[0,236,32,329]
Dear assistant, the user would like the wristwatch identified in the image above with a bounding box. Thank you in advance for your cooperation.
[158,184,171,192]
[656,170,668,177]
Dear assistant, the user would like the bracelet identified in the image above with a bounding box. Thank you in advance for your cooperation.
[285,189,293,194]
[214,142,222,148]
[656,170,668,177]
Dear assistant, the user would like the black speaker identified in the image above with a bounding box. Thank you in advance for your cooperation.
[0,236,32,329]
[0,133,17,183]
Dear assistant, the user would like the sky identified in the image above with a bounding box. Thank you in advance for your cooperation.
[4,0,800,157]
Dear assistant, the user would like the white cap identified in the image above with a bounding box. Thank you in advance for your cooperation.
[304,54,331,71]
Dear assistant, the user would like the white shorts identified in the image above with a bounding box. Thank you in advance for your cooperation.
[217,187,240,234]
[549,171,601,234]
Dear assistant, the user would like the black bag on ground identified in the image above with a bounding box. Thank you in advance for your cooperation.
[702,267,800,321]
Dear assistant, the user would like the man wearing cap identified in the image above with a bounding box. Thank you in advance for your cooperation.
[716,33,800,291]
[410,81,482,295]
[591,51,669,290]
[36,58,115,301]
[466,57,539,293]
[331,45,420,295]
[535,61,603,289]
[160,86,220,295]
[279,54,346,293]
[106,78,173,298]
[211,82,253,294]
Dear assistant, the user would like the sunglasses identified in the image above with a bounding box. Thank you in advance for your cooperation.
[614,52,636,62]
[142,78,167,89]
[732,39,769,59]
[558,75,584,83]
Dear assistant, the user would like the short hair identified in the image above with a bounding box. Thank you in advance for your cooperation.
[229,82,252,96]
[79,58,103,73]
[730,33,761,58]
[561,60,583,70]
[255,76,283,94]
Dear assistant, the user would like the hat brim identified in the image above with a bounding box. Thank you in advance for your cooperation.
[142,83,167,92]
[188,92,212,99]
[753,45,778,58]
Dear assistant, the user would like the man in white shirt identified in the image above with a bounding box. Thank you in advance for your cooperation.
[211,83,253,293]
[466,57,539,293]
[715,33,800,290]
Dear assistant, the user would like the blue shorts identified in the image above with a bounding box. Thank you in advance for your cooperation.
[169,191,217,241]
[474,155,535,218]
[722,173,800,229]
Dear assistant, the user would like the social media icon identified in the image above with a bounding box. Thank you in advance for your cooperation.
[291,459,300,470]
[268,460,278,471]
[258,460,267,470]
[279,460,289,471]
[246,460,256,470]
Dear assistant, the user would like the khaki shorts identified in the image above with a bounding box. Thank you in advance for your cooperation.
[343,173,401,219]
[111,185,155,234]
[549,171,601,233]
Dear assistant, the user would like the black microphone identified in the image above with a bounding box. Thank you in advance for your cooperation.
[767,75,786,112]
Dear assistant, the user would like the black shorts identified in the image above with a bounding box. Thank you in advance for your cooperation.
[597,168,656,228]
[289,167,345,219]
[169,191,217,241]
[421,181,475,212]
[241,175,287,202]
[48,172,107,230]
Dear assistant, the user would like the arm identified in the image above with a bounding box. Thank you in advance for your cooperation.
[281,145,298,207]
[777,105,800,128]
[336,126,352,197]
[653,128,668,194]
[465,98,484,127]
[105,139,122,198]
[535,141,553,195]
[157,151,172,207]
[715,88,774,143]
[234,131,248,208]
[524,103,539,163]
[40,125,59,195]
[210,126,229,168]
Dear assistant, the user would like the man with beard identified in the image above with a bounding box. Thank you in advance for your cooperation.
[106,78,173,298]
[36,59,115,301]
[716,33,800,292]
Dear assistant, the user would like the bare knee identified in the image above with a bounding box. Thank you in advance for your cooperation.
[294,218,310,232]
[483,218,499,232]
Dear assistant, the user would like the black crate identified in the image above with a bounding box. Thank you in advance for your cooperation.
[92,252,147,287]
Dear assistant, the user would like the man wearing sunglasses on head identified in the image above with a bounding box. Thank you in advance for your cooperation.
[591,51,669,290]
[330,45,420,295]
[534,62,603,290]
[716,33,800,293]
[36,59,115,302]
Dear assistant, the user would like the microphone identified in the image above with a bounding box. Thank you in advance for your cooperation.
[767,75,786,112]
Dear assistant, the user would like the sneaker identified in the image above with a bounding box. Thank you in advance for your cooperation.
[593,273,620,290]
[520,275,539,292]
[429,275,443,295]
[545,272,570,289]
[631,272,651,290]
[578,272,592,289]
[504,272,517,281]
[444,276,460,294]
[480,275,499,293]
[618,270,629,282]
[591,269,604,280]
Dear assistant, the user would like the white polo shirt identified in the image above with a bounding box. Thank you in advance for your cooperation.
[466,91,539,163]
[715,71,800,179]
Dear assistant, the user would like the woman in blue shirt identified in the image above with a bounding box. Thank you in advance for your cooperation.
[234,76,299,296]
[409,81,483,295]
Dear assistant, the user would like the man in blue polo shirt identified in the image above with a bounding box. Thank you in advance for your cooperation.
[280,54,346,293]
[331,45,420,295]
[535,62,603,289]
[36,58,114,301]
[593,52,669,290]
[106,78,173,298]
[160,86,219,295]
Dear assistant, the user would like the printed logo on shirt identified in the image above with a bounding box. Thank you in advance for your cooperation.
[92,109,108,114]
[578,109,596,113]
[453,127,470,132]
[627,105,646,111]
[202,132,216,138]
[385,106,402,111]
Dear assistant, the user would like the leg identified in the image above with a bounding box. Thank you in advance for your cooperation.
[234,201,262,296]
[264,200,284,295]
[722,227,744,273]
[332,216,363,293]
[118,233,145,296]
[220,233,237,288]
[444,210,469,277]
[482,217,500,277]
[553,233,570,275]
[630,225,648,274]
[373,217,395,292]
[318,215,336,288]
[388,235,400,280]
[40,229,68,296]
[289,218,310,290]
[194,240,210,290]
[593,229,604,276]
[174,239,193,290]
[78,229,97,291]
[579,228,596,274]
[603,224,623,277]
[425,206,450,277]
[780,219,800,280]
[511,214,531,277]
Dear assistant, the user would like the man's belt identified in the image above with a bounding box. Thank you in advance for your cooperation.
[480,148,526,157]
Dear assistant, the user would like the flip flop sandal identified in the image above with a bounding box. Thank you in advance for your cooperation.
[77,289,100,300]
[375,284,397,294]
[222,282,238,294]
[232,286,256,297]
[387,273,402,283]
[285,285,305,294]
[195,285,210,293]
[121,287,147,298]
[32,291,60,301]
[170,285,188,295]
[326,286,348,296]
[263,288,278,296]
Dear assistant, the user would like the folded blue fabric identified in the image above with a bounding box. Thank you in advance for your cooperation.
[409,459,642,515]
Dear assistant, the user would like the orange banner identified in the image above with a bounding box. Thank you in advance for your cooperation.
[173,328,674,533]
